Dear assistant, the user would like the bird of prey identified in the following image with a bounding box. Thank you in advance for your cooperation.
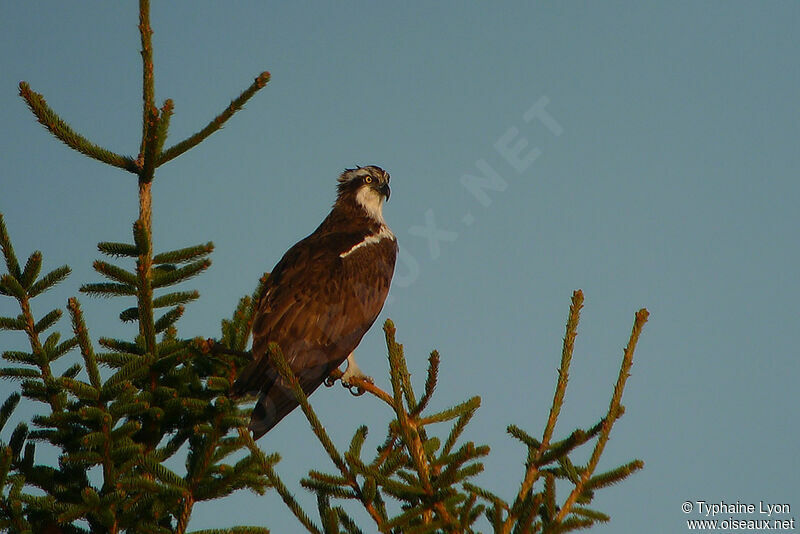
[232,165,398,438]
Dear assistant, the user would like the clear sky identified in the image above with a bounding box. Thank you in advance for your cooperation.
[2,2,799,532]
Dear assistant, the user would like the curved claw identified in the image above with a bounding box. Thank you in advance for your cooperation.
[346,383,366,396]
[324,375,337,387]
[339,353,372,396]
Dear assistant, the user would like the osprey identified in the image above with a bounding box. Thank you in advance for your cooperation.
[233,165,398,438]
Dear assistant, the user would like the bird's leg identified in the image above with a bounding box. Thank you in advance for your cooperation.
[340,352,373,396]
[342,352,373,383]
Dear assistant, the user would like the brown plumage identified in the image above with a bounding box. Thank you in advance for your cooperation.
[233,166,398,438]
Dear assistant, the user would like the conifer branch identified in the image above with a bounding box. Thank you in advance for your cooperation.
[80,282,137,298]
[269,345,395,532]
[542,290,583,450]
[158,72,271,167]
[554,308,648,524]
[0,394,21,434]
[93,260,139,286]
[239,428,320,534]
[155,99,174,156]
[133,218,157,370]
[0,215,21,280]
[17,82,139,173]
[153,243,214,265]
[267,345,348,475]
[131,0,160,399]
[138,0,156,161]
[68,299,122,528]
[154,305,184,333]
[29,266,73,300]
[411,351,439,417]
[151,259,212,288]
[98,242,141,258]
[19,252,42,290]
[0,216,68,414]
[140,103,160,183]
[383,320,463,530]
[311,322,493,532]
[499,291,583,533]
[585,459,644,491]
[6,2,282,530]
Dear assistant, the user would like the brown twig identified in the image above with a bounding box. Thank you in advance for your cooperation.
[327,368,394,407]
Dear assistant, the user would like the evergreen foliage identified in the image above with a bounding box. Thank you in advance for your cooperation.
[1,3,648,532]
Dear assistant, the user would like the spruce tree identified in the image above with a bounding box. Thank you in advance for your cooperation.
[1,3,648,533]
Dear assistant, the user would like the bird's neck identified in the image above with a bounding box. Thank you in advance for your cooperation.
[321,199,388,235]
[354,186,385,223]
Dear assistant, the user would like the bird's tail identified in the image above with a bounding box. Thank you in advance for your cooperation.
[234,358,335,439]
[248,384,301,439]
[231,356,274,399]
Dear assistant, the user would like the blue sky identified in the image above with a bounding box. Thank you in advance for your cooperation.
[1,2,799,532]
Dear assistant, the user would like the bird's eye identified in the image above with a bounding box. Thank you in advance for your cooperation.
[364,176,373,184]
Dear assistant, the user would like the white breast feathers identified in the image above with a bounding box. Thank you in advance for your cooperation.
[340,226,395,258]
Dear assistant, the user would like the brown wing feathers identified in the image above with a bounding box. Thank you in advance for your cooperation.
[232,214,397,438]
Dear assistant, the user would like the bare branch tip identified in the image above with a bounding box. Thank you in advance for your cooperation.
[257,71,271,87]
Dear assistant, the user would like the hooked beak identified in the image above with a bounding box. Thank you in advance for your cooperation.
[377,182,391,201]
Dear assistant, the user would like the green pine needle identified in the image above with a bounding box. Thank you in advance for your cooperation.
[0,213,21,279]
[28,265,71,298]
[585,459,644,490]
[0,316,26,331]
[59,377,99,402]
[98,337,144,355]
[348,425,369,460]
[9,422,28,459]
[154,290,200,308]
[507,424,541,449]
[33,309,62,334]
[102,356,151,393]
[154,306,185,333]
[0,274,26,300]
[19,252,42,289]
[410,351,439,417]
[0,393,22,432]
[132,220,151,256]
[153,243,214,265]
[152,259,211,288]
[154,99,173,156]
[97,241,140,257]
[93,260,139,286]
[80,282,137,298]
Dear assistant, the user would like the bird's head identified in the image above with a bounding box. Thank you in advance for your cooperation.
[336,165,391,222]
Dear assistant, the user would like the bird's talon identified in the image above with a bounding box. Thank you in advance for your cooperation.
[348,384,366,396]
[324,376,337,387]
[339,352,374,395]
